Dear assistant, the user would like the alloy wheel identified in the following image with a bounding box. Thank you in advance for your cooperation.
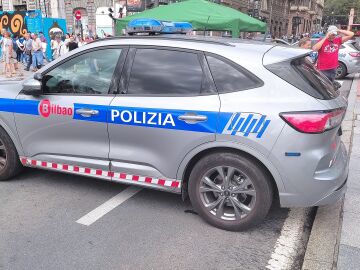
[199,166,256,221]
[0,139,7,171]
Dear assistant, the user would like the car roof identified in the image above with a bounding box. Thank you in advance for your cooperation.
[43,35,305,74]
[87,35,276,56]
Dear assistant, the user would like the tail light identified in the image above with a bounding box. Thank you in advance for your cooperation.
[280,108,345,134]
[349,52,360,57]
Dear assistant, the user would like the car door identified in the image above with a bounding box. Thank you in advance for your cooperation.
[14,47,125,175]
[108,47,220,189]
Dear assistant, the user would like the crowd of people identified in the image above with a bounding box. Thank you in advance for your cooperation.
[281,32,321,43]
[0,30,110,78]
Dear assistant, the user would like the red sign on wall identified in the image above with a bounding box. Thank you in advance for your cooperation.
[75,10,82,20]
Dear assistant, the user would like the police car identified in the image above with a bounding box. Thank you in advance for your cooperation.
[0,35,348,231]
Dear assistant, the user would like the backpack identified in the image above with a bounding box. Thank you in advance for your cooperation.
[12,39,18,51]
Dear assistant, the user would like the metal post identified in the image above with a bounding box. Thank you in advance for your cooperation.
[125,0,128,16]
[43,0,48,17]
[113,0,116,36]
[80,21,84,41]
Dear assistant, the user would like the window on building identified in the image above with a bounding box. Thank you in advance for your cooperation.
[14,5,27,11]
[262,0,268,11]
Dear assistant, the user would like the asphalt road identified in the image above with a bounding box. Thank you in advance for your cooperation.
[1,168,288,270]
[0,77,354,270]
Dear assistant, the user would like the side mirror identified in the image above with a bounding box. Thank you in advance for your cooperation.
[22,77,42,96]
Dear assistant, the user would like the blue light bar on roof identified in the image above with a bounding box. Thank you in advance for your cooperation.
[126,18,193,35]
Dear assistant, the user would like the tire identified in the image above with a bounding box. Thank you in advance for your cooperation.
[336,62,347,80]
[188,152,273,231]
[0,127,23,181]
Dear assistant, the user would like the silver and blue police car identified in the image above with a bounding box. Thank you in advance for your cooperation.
[0,35,348,231]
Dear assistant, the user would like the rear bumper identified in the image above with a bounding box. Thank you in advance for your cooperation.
[346,59,360,74]
[312,176,347,206]
[279,141,349,207]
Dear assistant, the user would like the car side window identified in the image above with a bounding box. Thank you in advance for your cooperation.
[127,48,206,95]
[43,48,122,95]
[206,54,263,93]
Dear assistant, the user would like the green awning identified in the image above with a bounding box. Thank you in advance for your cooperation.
[115,0,267,37]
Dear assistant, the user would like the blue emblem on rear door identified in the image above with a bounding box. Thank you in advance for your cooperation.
[222,112,270,138]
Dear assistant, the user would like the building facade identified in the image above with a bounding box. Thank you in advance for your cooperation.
[0,0,324,37]
[258,0,291,38]
[287,0,324,36]
[234,0,324,38]
[0,0,113,35]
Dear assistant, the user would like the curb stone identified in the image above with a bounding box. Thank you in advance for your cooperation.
[301,75,358,270]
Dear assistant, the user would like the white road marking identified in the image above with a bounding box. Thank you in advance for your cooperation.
[76,186,143,226]
[266,208,311,270]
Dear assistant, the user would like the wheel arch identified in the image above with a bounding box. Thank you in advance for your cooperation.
[0,117,24,157]
[177,142,285,200]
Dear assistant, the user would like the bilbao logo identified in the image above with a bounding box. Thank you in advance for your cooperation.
[38,99,73,118]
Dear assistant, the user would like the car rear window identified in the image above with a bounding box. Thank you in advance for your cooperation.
[292,57,338,99]
[265,56,338,100]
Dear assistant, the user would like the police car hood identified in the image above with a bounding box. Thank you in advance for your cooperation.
[0,80,25,99]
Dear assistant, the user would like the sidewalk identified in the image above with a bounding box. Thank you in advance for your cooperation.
[302,75,358,270]
[337,77,360,269]
[0,63,38,82]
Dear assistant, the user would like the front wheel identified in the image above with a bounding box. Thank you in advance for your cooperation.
[0,127,23,181]
[188,152,273,231]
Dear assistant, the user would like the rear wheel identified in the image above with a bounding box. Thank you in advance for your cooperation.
[0,128,23,181]
[336,62,347,79]
[188,152,273,231]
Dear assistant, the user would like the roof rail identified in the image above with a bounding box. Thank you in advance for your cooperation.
[90,35,234,47]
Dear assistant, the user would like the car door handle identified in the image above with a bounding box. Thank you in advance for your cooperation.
[75,108,99,117]
[178,114,207,124]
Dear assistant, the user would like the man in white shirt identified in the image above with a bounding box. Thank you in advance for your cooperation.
[31,33,43,71]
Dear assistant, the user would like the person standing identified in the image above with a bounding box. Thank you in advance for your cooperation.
[312,25,354,82]
[31,33,43,71]
[60,34,70,56]
[77,37,86,47]
[0,30,5,75]
[17,34,25,64]
[298,37,319,64]
[51,34,63,60]
[2,32,16,78]
[23,33,33,71]
[298,37,312,49]
[14,35,24,64]
[39,32,48,62]
[68,35,78,51]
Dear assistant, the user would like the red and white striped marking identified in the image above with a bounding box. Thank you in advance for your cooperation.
[112,172,180,188]
[20,157,181,189]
